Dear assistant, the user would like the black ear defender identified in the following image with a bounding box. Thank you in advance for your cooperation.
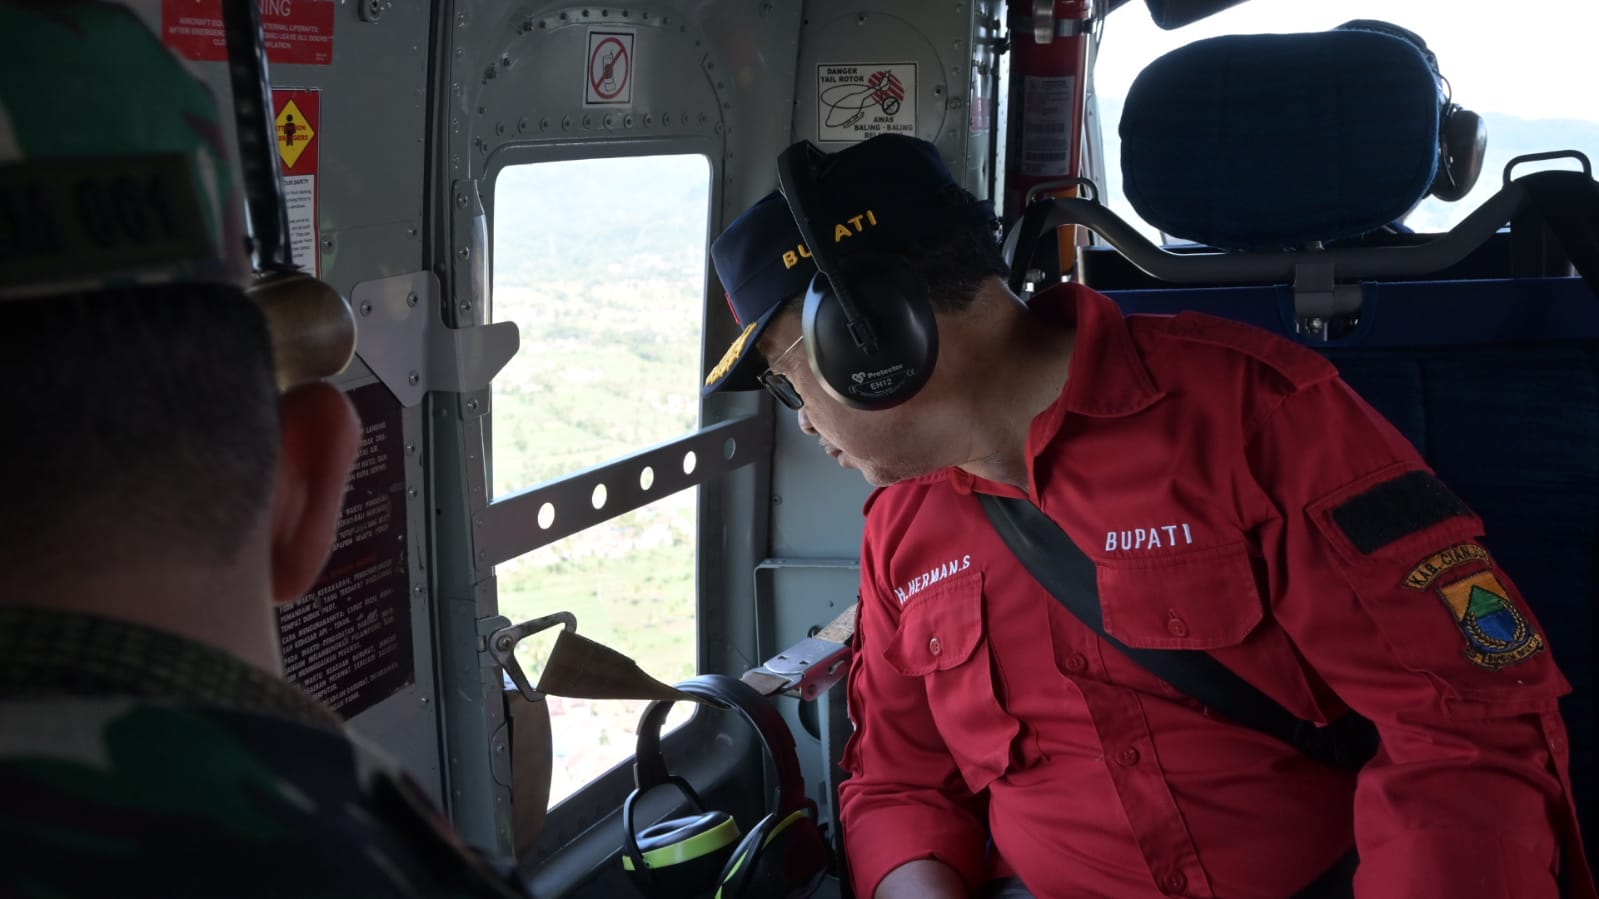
[1338,19,1486,203]
[222,1,355,390]
[1432,97,1486,202]
[622,674,828,899]
[775,140,938,411]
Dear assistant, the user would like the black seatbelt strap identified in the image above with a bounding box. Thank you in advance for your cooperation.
[978,493,1377,772]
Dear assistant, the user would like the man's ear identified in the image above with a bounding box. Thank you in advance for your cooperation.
[269,382,360,606]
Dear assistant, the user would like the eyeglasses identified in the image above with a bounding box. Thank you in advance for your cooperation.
[757,335,805,411]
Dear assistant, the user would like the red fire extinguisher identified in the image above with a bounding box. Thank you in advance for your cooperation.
[1002,0,1094,281]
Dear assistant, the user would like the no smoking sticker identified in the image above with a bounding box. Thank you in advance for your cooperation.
[585,30,633,106]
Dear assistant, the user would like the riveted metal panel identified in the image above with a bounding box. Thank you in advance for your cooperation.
[128,1,445,800]
[262,0,442,804]
[435,2,839,881]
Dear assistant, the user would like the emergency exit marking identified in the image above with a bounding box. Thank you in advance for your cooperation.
[585,30,633,105]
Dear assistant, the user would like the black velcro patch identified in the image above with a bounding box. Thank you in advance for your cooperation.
[1331,471,1471,554]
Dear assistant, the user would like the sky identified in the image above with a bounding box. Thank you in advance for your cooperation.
[1095,0,1599,122]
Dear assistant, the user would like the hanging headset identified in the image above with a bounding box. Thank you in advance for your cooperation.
[1337,19,1486,203]
[775,140,939,411]
[622,675,828,899]
[221,0,355,390]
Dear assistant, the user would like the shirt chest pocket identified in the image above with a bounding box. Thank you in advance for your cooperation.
[880,570,1024,792]
[1097,542,1266,650]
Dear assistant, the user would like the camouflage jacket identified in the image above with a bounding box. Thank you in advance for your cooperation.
[0,607,529,898]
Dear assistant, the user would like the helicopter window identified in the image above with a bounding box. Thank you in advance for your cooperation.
[489,153,710,805]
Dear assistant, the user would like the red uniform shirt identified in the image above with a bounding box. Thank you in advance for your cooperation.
[838,284,1590,899]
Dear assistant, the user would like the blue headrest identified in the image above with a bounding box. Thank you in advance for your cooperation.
[1120,27,1445,249]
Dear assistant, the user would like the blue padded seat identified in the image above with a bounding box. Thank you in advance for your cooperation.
[1120,27,1447,249]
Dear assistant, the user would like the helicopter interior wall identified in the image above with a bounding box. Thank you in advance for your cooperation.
[444,0,845,878]
[122,0,447,805]
[789,0,1005,200]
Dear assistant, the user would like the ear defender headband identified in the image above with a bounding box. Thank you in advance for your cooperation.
[1337,19,1485,203]
[776,141,939,411]
[622,674,828,899]
[222,1,355,390]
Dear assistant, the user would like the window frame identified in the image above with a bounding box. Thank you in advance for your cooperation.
[478,141,778,847]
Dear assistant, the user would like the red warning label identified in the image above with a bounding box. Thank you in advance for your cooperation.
[162,0,335,66]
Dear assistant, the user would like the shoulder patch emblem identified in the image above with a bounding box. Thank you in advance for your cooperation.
[1405,543,1544,669]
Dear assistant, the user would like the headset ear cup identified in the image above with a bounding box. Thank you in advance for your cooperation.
[1431,105,1486,202]
[714,813,777,899]
[714,809,829,899]
[623,808,742,899]
[802,259,938,411]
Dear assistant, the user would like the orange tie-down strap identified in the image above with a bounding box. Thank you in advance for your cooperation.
[526,604,858,703]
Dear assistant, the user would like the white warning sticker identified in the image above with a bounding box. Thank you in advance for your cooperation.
[817,63,917,142]
[1020,75,1075,176]
[272,88,320,276]
[283,176,316,276]
[585,30,634,105]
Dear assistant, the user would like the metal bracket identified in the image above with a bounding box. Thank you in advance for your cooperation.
[489,611,578,702]
[1292,262,1363,340]
[744,636,852,702]
[349,270,519,406]
[1024,176,1099,207]
[1032,0,1054,43]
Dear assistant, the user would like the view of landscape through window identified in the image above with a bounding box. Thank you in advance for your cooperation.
[490,154,710,806]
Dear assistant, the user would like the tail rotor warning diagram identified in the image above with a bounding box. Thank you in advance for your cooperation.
[816,62,918,141]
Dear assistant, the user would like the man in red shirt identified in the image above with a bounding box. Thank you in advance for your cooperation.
[704,135,1594,899]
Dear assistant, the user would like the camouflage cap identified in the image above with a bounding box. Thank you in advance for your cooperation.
[0,0,250,302]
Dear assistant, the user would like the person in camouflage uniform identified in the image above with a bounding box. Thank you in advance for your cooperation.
[0,3,528,895]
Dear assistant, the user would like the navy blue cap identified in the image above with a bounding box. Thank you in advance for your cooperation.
[704,191,817,395]
[703,137,995,396]
[782,134,993,262]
